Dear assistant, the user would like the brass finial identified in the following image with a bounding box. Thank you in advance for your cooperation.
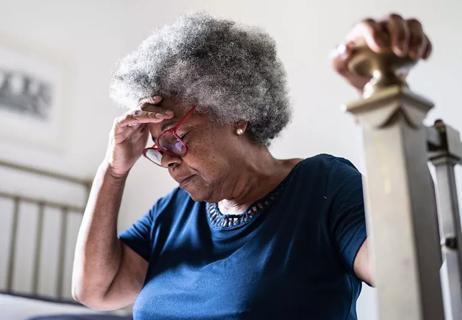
[347,40,417,98]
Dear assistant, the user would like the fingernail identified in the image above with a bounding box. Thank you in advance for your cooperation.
[346,41,356,50]
[165,111,174,116]
[392,46,405,57]
[330,44,348,60]
[150,96,162,103]
[336,44,348,57]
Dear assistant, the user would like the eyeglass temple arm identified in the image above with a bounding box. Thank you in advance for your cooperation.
[174,105,196,128]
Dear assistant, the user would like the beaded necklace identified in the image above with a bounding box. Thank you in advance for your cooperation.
[206,187,283,230]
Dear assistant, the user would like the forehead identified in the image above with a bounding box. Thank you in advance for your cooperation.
[146,105,208,138]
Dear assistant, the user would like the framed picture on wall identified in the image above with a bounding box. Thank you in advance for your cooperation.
[0,45,65,151]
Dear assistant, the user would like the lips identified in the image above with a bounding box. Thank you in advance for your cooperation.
[176,174,195,186]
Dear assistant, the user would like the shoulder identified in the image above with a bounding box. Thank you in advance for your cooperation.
[294,153,361,178]
[281,154,364,213]
[288,154,362,195]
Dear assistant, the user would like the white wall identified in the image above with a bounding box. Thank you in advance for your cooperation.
[1,0,461,318]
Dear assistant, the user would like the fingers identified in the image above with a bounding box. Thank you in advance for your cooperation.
[330,42,371,91]
[118,109,174,129]
[114,121,146,143]
[385,14,409,56]
[346,18,388,53]
[130,123,149,142]
[330,42,355,75]
[138,95,164,112]
[422,35,432,59]
[344,13,432,60]
[111,104,174,144]
[406,18,428,60]
[138,95,162,107]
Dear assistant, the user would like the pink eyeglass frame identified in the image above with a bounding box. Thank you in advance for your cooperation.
[142,105,196,166]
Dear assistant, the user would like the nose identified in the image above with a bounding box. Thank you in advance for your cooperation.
[160,152,182,168]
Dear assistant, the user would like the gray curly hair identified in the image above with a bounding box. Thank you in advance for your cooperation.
[110,12,291,145]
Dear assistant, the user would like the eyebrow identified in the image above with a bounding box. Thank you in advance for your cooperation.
[151,118,179,141]
[161,119,177,131]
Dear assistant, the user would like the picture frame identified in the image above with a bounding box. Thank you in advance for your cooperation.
[0,45,65,151]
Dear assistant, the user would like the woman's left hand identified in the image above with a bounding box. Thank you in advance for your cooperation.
[331,13,433,92]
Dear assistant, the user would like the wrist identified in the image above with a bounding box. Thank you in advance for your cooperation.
[99,161,130,180]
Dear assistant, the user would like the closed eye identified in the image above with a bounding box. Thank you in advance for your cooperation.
[179,131,190,140]
[151,131,189,144]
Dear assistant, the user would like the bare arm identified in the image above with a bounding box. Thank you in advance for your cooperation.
[353,238,374,286]
[71,162,148,310]
[72,96,174,310]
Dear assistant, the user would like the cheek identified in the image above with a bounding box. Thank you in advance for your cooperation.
[184,132,227,181]
[186,144,219,180]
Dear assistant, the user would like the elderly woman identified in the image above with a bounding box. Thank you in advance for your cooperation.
[72,12,431,319]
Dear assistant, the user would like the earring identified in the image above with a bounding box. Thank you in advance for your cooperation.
[236,128,244,135]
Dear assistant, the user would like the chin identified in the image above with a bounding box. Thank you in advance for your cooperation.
[179,177,218,202]
[181,185,211,202]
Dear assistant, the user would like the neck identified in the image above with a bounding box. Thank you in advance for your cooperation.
[217,147,291,215]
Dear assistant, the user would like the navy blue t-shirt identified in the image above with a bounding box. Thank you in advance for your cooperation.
[119,154,367,319]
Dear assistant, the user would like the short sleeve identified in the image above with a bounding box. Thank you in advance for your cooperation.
[327,157,367,274]
[118,205,157,262]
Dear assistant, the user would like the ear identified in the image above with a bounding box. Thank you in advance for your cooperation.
[234,121,248,135]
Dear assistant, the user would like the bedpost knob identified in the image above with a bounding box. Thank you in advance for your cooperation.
[347,41,417,98]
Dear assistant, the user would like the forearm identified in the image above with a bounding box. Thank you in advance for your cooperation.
[72,161,128,303]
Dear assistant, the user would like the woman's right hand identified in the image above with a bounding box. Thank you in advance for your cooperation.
[104,96,174,178]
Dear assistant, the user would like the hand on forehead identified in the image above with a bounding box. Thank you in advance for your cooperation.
[133,95,191,137]
[138,95,163,112]
[138,95,186,116]
[118,96,174,130]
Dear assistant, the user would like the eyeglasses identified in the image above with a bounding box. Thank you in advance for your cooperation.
[143,106,196,166]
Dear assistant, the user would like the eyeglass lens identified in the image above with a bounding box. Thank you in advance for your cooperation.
[145,132,187,165]
[144,148,163,164]
[159,132,187,154]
